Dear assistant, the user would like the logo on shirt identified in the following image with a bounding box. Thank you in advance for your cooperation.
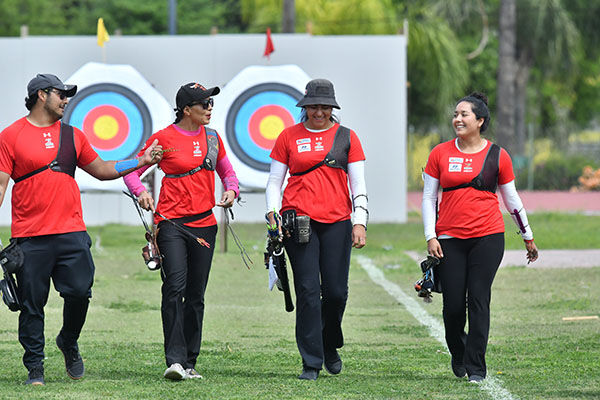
[448,163,462,172]
[463,158,473,173]
[192,141,202,157]
[296,138,311,145]
[314,137,324,152]
[43,132,55,149]
[449,157,463,163]
[297,143,311,153]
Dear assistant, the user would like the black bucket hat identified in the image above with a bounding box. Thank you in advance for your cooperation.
[175,82,220,111]
[27,74,77,98]
[296,79,340,109]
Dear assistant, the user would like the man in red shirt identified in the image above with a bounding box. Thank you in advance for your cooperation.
[0,73,162,386]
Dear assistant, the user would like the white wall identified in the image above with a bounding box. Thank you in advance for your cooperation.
[0,34,407,226]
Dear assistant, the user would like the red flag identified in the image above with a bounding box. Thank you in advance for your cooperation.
[263,27,275,58]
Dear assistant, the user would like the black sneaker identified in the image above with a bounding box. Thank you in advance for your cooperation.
[451,357,466,378]
[298,367,319,381]
[324,350,342,375]
[56,335,85,379]
[25,365,45,386]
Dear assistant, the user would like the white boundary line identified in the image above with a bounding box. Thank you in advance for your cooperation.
[356,255,518,400]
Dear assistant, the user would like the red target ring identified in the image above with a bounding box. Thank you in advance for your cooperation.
[82,105,130,150]
[248,105,295,150]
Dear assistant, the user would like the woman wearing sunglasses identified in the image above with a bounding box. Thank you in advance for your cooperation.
[124,82,239,380]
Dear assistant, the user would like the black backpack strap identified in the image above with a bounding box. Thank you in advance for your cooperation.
[13,163,53,184]
[202,128,219,171]
[13,122,75,184]
[291,125,351,177]
[478,143,500,192]
[52,123,76,177]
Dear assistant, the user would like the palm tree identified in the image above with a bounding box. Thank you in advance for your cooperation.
[514,0,580,152]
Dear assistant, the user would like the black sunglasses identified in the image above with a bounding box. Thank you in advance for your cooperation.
[44,88,67,100]
[189,98,214,110]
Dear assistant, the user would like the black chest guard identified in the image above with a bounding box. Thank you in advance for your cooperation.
[164,127,219,179]
[290,125,350,177]
[442,143,500,193]
[13,123,76,184]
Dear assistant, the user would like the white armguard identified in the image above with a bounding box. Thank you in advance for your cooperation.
[422,173,439,241]
[348,161,368,227]
[266,160,288,214]
[498,180,533,240]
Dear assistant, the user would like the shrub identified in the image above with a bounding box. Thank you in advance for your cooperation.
[407,132,441,191]
[529,155,598,190]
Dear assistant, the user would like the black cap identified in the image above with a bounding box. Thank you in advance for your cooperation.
[27,74,77,98]
[175,82,220,111]
[296,79,340,109]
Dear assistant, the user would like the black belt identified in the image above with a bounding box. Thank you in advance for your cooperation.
[158,210,213,226]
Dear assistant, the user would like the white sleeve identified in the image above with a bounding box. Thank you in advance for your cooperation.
[265,160,288,214]
[498,180,533,240]
[348,161,368,227]
[422,172,439,241]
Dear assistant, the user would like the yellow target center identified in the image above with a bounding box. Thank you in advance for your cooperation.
[93,115,119,140]
[259,115,284,140]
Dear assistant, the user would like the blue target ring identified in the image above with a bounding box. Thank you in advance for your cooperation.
[226,83,303,172]
[63,83,152,160]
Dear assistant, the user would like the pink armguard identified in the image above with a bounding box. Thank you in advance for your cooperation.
[216,155,239,198]
[123,164,150,197]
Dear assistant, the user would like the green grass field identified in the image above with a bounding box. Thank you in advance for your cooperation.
[0,212,598,399]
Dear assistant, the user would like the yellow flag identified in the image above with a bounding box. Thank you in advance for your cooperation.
[97,18,110,47]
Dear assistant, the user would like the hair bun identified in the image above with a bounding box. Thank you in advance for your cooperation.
[469,92,488,106]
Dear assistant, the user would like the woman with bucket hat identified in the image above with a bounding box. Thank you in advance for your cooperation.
[266,79,368,380]
[124,82,239,380]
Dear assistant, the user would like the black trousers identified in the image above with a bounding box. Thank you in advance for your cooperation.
[15,232,94,370]
[438,233,504,378]
[156,222,217,369]
[284,219,352,370]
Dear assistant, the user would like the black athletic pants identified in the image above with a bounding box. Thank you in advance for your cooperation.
[438,233,504,378]
[156,222,217,369]
[15,232,94,370]
[284,219,352,370]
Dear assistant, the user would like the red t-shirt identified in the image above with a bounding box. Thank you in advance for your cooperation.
[138,125,226,227]
[0,118,98,237]
[270,123,365,223]
[424,139,515,239]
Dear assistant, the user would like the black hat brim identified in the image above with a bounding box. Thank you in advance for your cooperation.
[296,97,340,109]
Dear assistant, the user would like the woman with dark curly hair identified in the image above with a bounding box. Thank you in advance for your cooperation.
[422,92,538,384]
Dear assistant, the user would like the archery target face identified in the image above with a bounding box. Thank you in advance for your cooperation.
[63,83,152,160]
[226,82,302,172]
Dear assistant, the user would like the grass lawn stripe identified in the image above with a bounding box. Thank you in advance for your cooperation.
[356,254,518,400]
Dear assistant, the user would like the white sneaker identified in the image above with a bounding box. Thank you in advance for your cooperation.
[164,363,186,380]
[184,368,203,379]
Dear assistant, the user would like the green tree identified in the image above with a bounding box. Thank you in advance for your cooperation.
[563,0,600,127]
[514,0,581,152]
